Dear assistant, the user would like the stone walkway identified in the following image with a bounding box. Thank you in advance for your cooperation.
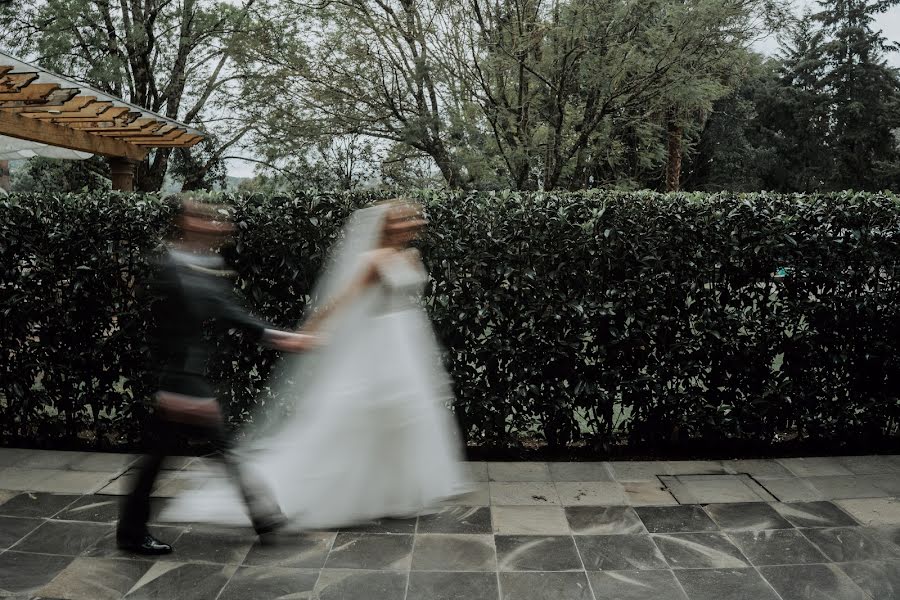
[1,449,899,599]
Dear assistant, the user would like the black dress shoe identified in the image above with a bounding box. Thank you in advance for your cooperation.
[255,514,289,546]
[116,533,173,555]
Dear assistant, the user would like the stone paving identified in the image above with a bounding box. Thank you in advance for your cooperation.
[1,449,899,599]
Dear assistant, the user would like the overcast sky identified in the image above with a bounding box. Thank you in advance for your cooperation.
[226,0,900,179]
[754,0,900,63]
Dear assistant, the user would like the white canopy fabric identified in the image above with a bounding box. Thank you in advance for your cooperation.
[0,135,92,160]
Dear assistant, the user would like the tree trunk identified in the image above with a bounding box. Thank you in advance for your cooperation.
[136,149,173,192]
[665,112,683,192]
[426,139,467,189]
[180,172,211,192]
[0,160,9,192]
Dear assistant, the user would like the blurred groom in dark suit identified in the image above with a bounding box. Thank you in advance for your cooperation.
[117,198,317,555]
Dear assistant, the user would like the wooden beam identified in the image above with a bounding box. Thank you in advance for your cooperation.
[117,124,177,140]
[26,101,113,120]
[0,66,13,76]
[0,87,79,109]
[2,96,95,114]
[134,134,202,148]
[108,124,172,139]
[133,132,194,146]
[0,83,60,102]
[80,119,161,134]
[34,88,79,106]
[0,73,39,91]
[77,117,158,132]
[53,106,130,122]
[69,116,140,130]
[121,128,185,143]
[0,110,148,160]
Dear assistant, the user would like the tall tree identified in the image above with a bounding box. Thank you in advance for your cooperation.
[245,0,788,191]
[814,0,900,189]
[241,0,471,188]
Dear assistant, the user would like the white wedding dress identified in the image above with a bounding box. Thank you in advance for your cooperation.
[160,209,467,529]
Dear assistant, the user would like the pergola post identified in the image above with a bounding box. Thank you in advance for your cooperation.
[0,160,9,192]
[109,157,137,191]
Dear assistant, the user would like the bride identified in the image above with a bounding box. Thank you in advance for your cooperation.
[160,199,467,529]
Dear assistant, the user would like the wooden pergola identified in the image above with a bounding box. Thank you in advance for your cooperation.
[0,52,203,191]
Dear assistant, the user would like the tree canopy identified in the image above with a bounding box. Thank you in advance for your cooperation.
[2,0,898,192]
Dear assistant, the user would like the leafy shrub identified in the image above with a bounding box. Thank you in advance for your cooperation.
[1,190,898,453]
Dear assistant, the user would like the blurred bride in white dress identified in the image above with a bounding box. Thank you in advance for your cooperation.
[160,200,467,528]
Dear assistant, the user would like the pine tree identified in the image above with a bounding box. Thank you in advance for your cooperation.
[814,0,900,189]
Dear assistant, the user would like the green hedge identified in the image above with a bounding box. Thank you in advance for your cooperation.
[1,190,899,453]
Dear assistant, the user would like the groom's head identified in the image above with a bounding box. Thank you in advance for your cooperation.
[174,197,234,249]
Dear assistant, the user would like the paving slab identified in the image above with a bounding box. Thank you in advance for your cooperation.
[837,497,900,526]
[413,533,496,571]
[555,482,628,506]
[417,506,492,534]
[575,533,668,571]
[589,570,688,600]
[491,506,569,535]
[0,467,56,490]
[489,482,560,505]
[314,569,407,600]
[124,561,237,600]
[623,481,679,506]
[652,532,750,569]
[760,563,869,600]
[498,572,592,600]
[664,460,730,475]
[496,535,581,571]
[547,462,612,482]
[607,461,667,482]
[836,455,900,475]
[27,469,115,494]
[805,475,892,500]
[635,505,718,534]
[0,550,73,597]
[771,500,860,528]
[726,529,828,566]
[408,571,500,600]
[37,557,152,600]
[675,567,781,600]
[723,459,794,479]
[217,566,318,600]
[488,462,551,482]
[465,461,489,482]
[325,533,414,570]
[565,506,645,535]
[703,502,793,531]
[661,474,774,504]
[757,477,827,502]
[838,560,900,600]
[778,457,854,478]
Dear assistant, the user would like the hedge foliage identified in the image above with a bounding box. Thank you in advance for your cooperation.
[1,190,899,453]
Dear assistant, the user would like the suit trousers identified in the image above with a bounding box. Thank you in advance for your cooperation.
[118,410,282,538]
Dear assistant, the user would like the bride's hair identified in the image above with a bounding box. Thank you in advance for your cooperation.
[377,197,425,220]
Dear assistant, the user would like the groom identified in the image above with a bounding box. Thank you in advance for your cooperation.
[117,198,317,555]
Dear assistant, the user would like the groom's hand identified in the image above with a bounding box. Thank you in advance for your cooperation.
[266,330,321,353]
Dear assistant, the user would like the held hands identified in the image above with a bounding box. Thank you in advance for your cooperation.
[266,330,323,353]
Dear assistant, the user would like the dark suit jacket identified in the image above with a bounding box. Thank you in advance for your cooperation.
[150,249,267,398]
